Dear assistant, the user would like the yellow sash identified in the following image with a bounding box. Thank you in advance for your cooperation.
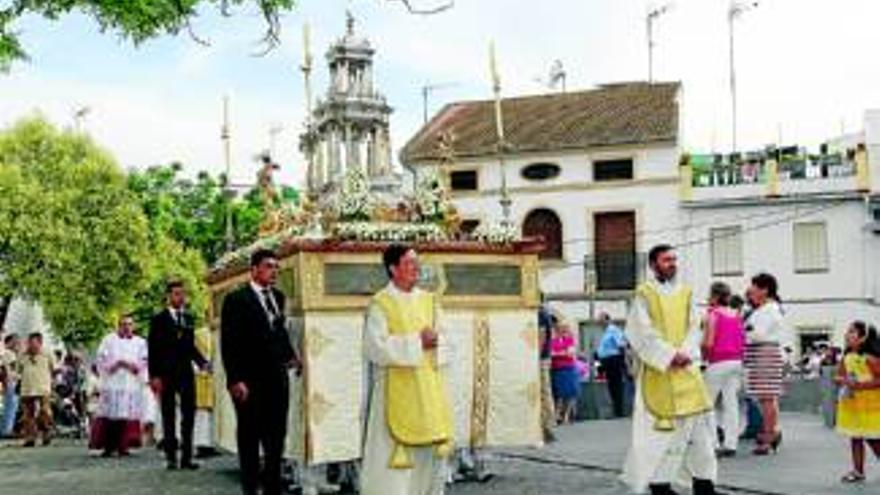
[194,327,214,410]
[637,283,711,428]
[373,289,454,469]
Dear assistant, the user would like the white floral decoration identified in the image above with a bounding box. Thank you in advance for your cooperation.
[471,221,519,244]
[415,168,447,221]
[337,167,375,221]
[333,222,449,243]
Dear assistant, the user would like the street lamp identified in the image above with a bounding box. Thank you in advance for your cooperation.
[646,3,673,83]
[489,41,512,228]
[728,0,759,152]
[221,94,235,252]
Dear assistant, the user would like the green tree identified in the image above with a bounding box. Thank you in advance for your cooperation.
[130,234,208,334]
[127,163,268,265]
[0,0,454,71]
[0,115,153,345]
[0,0,297,71]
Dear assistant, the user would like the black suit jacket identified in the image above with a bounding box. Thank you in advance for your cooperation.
[220,284,295,386]
[148,308,207,382]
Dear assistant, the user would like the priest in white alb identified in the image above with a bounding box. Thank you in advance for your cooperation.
[622,244,725,495]
[360,244,454,495]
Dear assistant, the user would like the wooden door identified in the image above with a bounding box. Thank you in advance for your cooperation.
[593,212,636,290]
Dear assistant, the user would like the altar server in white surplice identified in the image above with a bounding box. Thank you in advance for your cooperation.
[622,244,724,495]
[360,244,454,495]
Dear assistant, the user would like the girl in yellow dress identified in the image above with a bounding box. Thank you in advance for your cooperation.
[836,321,880,483]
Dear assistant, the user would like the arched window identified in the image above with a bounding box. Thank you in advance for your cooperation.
[522,208,563,260]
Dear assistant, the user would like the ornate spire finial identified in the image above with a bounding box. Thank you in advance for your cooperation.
[346,10,355,35]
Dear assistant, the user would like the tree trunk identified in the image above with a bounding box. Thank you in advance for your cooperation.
[0,295,10,332]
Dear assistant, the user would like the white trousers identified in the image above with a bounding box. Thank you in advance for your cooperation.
[703,360,742,451]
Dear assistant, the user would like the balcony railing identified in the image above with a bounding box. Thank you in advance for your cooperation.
[681,146,870,201]
[584,251,647,293]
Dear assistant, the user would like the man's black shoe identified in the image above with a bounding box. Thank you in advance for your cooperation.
[180,461,200,471]
[166,461,178,471]
[195,447,220,459]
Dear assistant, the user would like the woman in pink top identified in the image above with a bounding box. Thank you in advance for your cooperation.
[701,282,746,457]
[550,316,580,424]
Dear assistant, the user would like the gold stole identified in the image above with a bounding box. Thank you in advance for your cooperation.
[194,327,214,410]
[373,290,454,469]
[637,283,711,430]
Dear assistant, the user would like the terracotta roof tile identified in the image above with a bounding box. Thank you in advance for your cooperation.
[400,81,680,163]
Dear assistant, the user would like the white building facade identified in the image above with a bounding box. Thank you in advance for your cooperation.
[678,111,880,354]
[401,84,880,353]
[400,83,686,329]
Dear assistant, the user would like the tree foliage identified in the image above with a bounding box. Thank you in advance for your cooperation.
[0,0,457,71]
[127,163,266,265]
[0,0,297,71]
[0,116,235,346]
[0,116,153,345]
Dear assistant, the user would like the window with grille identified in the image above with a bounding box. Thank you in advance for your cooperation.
[449,170,478,191]
[710,226,743,276]
[793,222,829,273]
[593,159,634,181]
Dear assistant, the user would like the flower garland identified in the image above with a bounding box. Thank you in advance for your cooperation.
[471,221,519,244]
[333,221,448,243]
[212,224,306,272]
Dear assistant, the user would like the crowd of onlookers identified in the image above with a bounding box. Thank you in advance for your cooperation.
[0,332,97,446]
[541,272,880,483]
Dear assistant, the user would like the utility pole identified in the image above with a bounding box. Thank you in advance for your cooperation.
[221,94,234,252]
[489,41,512,227]
[728,1,758,152]
[421,81,458,124]
[268,123,283,159]
[301,22,319,198]
[73,106,91,133]
[646,3,672,83]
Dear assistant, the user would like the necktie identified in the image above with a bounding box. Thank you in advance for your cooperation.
[262,289,279,320]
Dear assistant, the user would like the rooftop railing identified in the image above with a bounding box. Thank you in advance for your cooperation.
[680,145,870,201]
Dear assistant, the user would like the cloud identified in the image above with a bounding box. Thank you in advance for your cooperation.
[4,0,880,192]
[0,72,307,186]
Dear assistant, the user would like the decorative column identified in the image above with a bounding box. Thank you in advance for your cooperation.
[679,155,693,201]
[329,126,341,179]
[345,124,355,172]
[766,158,780,197]
[366,129,377,176]
[855,144,870,192]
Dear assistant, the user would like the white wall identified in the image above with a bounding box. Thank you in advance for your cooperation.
[680,199,880,346]
[418,143,683,301]
[865,109,880,192]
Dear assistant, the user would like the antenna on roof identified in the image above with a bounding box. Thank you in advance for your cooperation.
[647,2,674,83]
[534,60,567,93]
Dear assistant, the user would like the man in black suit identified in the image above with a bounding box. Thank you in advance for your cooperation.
[148,280,208,471]
[221,249,298,495]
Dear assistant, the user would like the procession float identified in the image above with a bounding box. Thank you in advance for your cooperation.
[204,14,544,470]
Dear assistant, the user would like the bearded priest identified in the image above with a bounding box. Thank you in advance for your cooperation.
[622,244,725,495]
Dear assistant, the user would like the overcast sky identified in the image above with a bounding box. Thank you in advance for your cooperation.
[1,0,878,187]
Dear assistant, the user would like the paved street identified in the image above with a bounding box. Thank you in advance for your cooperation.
[0,413,877,494]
